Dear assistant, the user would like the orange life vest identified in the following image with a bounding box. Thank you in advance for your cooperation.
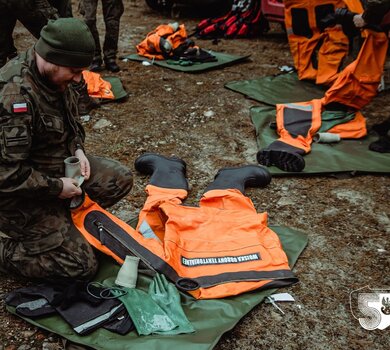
[72,186,298,299]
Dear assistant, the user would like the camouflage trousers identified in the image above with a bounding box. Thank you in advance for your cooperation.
[79,0,124,60]
[0,0,71,68]
[0,155,133,280]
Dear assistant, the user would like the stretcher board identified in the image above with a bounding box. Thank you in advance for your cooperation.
[121,52,250,73]
[252,105,390,175]
[102,76,128,102]
[6,226,308,350]
[225,72,326,105]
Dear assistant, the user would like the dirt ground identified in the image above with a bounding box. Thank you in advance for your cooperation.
[1,1,390,349]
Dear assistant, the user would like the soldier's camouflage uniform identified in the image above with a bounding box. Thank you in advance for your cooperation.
[0,48,133,279]
[79,0,124,61]
[0,0,72,68]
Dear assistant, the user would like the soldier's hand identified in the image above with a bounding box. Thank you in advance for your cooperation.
[58,177,83,199]
[75,149,91,180]
[353,14,366,28]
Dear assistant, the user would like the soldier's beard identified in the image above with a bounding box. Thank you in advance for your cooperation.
[41,65,72,92]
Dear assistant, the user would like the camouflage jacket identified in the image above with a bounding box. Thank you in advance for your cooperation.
[363,0,390,25]
[0,48,85,200]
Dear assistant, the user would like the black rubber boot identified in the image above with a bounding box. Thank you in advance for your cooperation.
[257,141,305,172]
[134,153,189,190]
[204,165,271,194]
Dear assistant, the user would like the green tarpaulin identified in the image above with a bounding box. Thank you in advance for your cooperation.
[122,52,250,73]
[7,226,307,350]
[224,72,390,175]
[225,72,326,105]
[103,76,128,101]
[251,106,390,175]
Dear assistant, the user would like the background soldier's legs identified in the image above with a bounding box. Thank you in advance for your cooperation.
[101,0,124,60]
[80,0,102,60]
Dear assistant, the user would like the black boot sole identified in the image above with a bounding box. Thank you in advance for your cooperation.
[134,152,187,175]
[215,165,272,188]
[257,149,305,172]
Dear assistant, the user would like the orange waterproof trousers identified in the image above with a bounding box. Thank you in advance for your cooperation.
[323,29,389,110]
[72,185,297,299]
[284,0,356,85]
[267,99,367,156]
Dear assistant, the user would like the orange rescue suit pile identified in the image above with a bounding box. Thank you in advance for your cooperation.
[72,186,298,300]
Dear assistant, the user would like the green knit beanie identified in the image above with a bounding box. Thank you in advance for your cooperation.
[35,18,95,68]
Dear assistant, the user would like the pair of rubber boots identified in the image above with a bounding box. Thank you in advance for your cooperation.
[134,153,271,194]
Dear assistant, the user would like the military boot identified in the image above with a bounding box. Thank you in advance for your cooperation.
[369,135,390,153]
[134,153,189,190]
[369,118,390,153]
[104,58,120,73]
[204,165,271,194]
[90,57,103,72]
[73,80,100,115]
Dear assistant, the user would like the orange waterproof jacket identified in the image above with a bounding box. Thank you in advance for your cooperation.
[284,0,362,85]
[82,71,114,100]
[72,186,298,299]
[136,23,193,60]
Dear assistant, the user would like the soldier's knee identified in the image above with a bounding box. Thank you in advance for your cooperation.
[76,253,99,280]
[119,168,133,196]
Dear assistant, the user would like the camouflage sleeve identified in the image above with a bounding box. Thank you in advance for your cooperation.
[0,83,63,198]
[67,87,86,154]
[73,120,86,153]
[363,0,390,25]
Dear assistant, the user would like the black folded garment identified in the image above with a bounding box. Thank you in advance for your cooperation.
[5,282,134,336]
[180,47,218,63]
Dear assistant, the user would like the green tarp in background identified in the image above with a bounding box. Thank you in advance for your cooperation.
[122,52,250,73]
[7,226,308,350]
[225,72,390,175]
[225,72,326,105]
[251,106,390,175]
[103,76,128,101]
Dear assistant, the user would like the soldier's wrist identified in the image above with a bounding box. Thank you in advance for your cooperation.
[48,178,63,196]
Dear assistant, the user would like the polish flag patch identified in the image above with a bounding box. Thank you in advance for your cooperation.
[12,102,28,113]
